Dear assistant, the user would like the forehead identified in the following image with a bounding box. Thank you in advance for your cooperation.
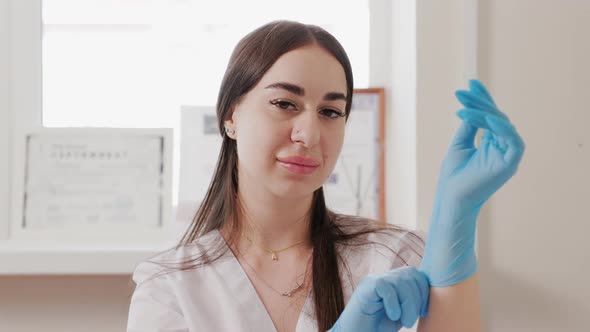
[256,45,348,96]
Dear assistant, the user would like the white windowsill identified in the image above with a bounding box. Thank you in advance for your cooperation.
[0,242,176,275]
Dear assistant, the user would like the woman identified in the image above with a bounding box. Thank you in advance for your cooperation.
[127,20,525,332]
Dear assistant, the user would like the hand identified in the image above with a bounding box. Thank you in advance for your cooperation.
[329,266,430,332]
[419,79,526,287]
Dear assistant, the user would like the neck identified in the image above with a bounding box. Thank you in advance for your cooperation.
[236,189,313,252]
[218,165,317,261]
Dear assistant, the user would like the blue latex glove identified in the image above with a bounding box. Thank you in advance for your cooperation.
[419,79,526,287]
[329,266,430,332]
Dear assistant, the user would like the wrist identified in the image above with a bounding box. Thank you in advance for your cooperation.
[421,250,478,287]
[421,197,480,287]
[430,191,482,224]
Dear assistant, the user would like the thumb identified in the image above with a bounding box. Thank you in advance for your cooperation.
[449,120,478,150]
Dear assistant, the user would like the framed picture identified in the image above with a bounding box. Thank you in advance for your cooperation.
[176,105,222,225]
[324,88,386,222]
[8,127,173,243]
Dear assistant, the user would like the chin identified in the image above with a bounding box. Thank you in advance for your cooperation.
[270,181,321,200]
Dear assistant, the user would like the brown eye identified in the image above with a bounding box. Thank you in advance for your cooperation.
[320,108,345,119]
[270,100,297,111]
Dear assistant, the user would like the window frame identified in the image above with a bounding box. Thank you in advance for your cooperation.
[1,0,397,274]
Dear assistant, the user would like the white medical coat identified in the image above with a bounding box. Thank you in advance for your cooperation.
[127,226,424,332]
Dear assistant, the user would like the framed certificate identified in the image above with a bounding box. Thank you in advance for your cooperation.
[9,128,173,243]
[324,88,386,222]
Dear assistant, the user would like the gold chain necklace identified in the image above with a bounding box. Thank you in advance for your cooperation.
[241,232,306,261]
[237,249,312,297]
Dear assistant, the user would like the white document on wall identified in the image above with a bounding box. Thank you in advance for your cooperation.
[21,129,170,230]
[176,106,222,224]
[324,92,381,220]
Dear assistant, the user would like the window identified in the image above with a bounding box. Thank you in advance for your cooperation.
[42,0,371,207]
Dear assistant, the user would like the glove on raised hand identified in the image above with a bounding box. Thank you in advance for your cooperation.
[419,79,526,287]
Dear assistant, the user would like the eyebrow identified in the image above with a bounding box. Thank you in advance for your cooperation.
[264,82,347,102]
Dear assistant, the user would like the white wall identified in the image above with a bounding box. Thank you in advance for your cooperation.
[476,0,590,330]
[0,0,11,242]
[415,0,590,331]
[1,0,589,331]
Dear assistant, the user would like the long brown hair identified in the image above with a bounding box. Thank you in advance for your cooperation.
[137,20,423,331]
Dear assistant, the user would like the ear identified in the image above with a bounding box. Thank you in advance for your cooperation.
[223,105,239,138]
[224,106,238,128]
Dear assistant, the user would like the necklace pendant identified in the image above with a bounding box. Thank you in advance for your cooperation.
[271,251,278,261]
[281,282,302,297]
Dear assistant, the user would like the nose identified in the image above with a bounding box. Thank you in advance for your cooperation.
[291,110,320,148]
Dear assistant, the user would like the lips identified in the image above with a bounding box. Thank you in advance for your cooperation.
[276,156,320,167]
[276,156,320,175]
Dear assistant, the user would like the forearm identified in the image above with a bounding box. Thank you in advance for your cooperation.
[415,78,523,332]
[417,272,481,332]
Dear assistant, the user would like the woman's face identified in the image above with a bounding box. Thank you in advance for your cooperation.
[226,44,348,199]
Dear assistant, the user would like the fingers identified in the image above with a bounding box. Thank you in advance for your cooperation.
[375,278,401,321]
[392,275,421,328]
[455,79,510,123]
[354,267,431,330]
[469,79,497,106]
[354,276,385,315]
[381,267,427,329]
[482,128,494,142]
[455,90,501,116]
[449,119,478,150]
[377,318,402,332]
[454,80,525,166]
[457,108,502,130]
[458,108,525,165]
[485,116,526,165]
[412,270,430,317]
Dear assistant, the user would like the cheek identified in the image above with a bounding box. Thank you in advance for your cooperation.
[236,118,283,168]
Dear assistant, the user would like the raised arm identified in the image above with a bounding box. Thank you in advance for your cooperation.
[417,80,525,332]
